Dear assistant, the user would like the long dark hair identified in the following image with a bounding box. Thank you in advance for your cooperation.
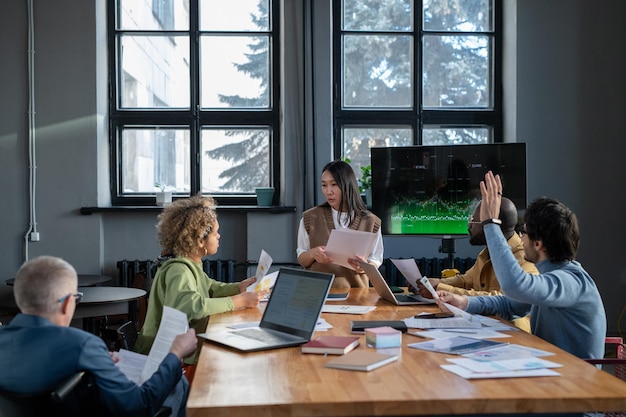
[524,197,579,262]
[321,160,367,225]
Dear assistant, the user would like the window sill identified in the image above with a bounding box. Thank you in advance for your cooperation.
[80,206,296,215]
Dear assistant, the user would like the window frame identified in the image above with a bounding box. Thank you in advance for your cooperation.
[332,0,503,158]
[107,0,281,206]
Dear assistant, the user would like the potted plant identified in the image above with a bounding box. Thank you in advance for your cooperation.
[359,165,372,206]
[154,182,172,206]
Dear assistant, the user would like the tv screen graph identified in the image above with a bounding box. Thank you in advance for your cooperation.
[371,143,527,236]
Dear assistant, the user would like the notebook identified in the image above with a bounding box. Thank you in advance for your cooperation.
[359,261,434,305]
[197,268,334,352]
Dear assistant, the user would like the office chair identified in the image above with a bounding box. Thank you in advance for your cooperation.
[0,370,172,417]
[584,337,626,417]
[0,371,108,417]
[117,320,139,350]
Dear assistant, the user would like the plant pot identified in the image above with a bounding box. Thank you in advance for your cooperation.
[156,192,172,206]
[255,187,274,206]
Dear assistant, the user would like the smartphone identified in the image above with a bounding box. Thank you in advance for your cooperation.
[416,312,454,319]
[389,286,404,294]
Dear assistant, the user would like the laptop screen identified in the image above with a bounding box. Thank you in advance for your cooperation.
[261,268,333,338]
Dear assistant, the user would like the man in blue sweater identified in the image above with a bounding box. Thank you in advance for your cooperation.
[0,256,198,417]
[438,171,606,359]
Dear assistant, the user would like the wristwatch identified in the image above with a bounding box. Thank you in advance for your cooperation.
[481,218,502,225]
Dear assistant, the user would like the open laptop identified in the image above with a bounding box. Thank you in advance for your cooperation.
[198,268,334,352]
[359,261,435,305]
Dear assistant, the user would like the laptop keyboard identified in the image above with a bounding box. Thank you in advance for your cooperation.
[237,328,296,343]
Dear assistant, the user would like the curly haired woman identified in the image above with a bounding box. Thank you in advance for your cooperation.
[134,194,266,382]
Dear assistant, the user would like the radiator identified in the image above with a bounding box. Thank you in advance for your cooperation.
[116,258,238,330]
[116,258,238,288]
[382,257,476,287]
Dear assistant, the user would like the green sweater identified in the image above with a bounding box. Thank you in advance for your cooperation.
[134,257,239,364]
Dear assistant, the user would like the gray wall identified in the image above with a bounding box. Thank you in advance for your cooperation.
[1,0,624,334]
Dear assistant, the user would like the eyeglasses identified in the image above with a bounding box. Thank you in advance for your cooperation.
[58,292,84,304]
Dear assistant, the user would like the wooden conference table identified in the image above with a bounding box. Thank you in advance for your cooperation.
[188,288,626,417]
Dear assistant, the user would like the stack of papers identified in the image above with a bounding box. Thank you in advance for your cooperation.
[403,313,518,332]
[442,356,562,379]
[441,343,561,379]
[408,335,508,355]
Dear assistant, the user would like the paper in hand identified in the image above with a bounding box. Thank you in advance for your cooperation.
[419,276,439,300]
[140,306,188,383]
[255,249,273,282]
[325,229,376,271]
[390,258,423,292]
[247,270,278,294]
[247,250,276,293]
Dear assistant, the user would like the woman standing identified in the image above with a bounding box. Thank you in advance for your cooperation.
[296,160,384,288]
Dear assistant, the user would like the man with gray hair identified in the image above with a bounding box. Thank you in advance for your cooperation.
[0,256,197,417]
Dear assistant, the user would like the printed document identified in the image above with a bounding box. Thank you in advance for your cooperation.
[325,229,376,270]
[248,250,275,293]
[115,306,189,385]
[391,258,473,321]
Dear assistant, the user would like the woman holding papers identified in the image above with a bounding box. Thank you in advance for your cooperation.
[297,160,384,288]
[135,194,268,381]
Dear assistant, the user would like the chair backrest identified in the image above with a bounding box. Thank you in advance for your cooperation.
[0,371,109,417]
[117,320,138,350]
[584,337,626,379]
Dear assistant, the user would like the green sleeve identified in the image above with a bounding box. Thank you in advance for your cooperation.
[207,279,241,298]
[161,264,237,320]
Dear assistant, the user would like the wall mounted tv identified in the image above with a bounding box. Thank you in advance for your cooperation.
[371,143,527,236]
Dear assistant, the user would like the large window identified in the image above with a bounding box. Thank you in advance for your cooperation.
[335,0,501,175]
[108,0,280,205]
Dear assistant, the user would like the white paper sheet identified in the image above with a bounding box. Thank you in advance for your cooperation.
[255,250,272,282]
[325,229,376,270]
[389,258,423,292]
[411,329,511,339]
[404,316,481,329]
[441,364,561,379]
[408,335,508,355]
[248,270,278,294]
[140,306,189,383]
[115,349,148,384]
[460,344,556,361]
[390,259,475,321]
[321,305,377,314]
[446,356,562,373]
